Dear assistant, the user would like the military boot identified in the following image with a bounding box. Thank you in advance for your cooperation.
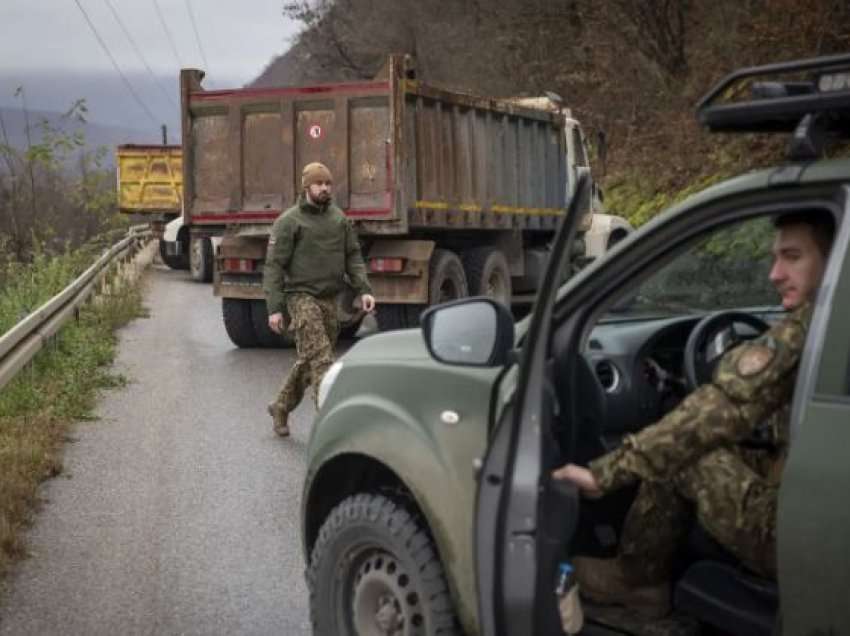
[267,402,290,437]
[573,556,671,619]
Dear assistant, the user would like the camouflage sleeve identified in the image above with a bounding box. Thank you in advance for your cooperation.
[589,303,812,493]
[344,219,372,296]
[263,215,295,316]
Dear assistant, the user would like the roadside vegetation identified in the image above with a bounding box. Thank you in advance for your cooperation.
[0,96,145,579]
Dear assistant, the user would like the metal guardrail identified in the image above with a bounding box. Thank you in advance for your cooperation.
[0,225,151,392]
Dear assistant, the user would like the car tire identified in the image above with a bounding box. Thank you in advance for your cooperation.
[308,493,461,636]
[249,299,295,348]
[222,298,259,348]
[189,237,213,283]
[462,247,511,305]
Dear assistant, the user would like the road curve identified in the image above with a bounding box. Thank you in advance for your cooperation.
[0,264,339,635]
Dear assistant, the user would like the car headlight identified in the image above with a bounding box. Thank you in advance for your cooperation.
[317,361,344,411]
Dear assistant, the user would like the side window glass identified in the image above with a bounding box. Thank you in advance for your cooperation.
[572,128,588,167]
[606,216,778,319]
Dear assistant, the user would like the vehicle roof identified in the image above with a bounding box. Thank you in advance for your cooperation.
[552,155,850,313]
[640,156,850,233]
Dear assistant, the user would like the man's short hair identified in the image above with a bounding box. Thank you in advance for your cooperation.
[774,209,836,257]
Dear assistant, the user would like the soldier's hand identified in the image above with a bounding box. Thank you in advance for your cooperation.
[360,294,376,313]
[552,463,603,499]
[268,312,285,334]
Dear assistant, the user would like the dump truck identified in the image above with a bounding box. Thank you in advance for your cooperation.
[115,144,218,280]
[179,55,631,347]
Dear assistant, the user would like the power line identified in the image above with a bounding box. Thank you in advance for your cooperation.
[152,0,183,70]
[73,0,160,128]
[184,0,209,71]
[102,0,177,109]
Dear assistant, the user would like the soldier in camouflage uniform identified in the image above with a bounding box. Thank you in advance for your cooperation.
[264,162,375,437]
[553,210,835,618]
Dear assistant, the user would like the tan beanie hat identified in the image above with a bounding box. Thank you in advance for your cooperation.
[301,162,333,189]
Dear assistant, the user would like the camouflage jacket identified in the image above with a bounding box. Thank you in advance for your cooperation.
[263,196,371,316]
[590,303,813,492]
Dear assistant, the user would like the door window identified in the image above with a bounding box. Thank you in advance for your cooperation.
[603,215,781,322]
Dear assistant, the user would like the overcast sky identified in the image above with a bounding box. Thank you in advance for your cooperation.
[0,0,300,138]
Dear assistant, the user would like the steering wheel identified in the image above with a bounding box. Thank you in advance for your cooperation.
[684,311,770,390]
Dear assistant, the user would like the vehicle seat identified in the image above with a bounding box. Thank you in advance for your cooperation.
[674,560,777,636]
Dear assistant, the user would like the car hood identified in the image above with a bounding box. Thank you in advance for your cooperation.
[342,328,430,362]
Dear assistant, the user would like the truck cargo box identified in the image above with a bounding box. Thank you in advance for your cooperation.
[116,144,183,215]
[180,56,567,235]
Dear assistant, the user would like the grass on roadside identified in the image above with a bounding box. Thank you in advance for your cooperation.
[0,252,146,579]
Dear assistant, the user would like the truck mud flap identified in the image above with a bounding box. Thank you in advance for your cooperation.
[367,239,435,304]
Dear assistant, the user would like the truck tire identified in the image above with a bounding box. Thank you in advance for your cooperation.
[222,298,259,348]
[159,239,189,270]
[462,247,511,305]
[307,493,460,636]
[189,237,213,283]
[429,249,468,306]
[250,300,295,348]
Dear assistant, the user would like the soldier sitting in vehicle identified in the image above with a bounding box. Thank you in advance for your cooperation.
[553,209,836,618]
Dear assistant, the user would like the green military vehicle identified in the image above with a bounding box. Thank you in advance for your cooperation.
[301,54,850,635]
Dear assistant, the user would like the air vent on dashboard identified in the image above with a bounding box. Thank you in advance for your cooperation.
[588,338,603,350]
[595,360,620,393]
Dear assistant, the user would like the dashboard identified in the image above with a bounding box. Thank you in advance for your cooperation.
[583,316,699,437]
[579,311,782,443]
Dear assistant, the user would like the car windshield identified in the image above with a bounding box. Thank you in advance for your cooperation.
[603,216,783,321]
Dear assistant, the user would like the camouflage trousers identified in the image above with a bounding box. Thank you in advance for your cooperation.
[617,446,779,584]
[273,293,339,415]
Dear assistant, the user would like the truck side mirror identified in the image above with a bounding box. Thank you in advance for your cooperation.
[421,298,515,367]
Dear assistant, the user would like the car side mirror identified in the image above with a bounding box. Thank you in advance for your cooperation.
[421,297,515,367]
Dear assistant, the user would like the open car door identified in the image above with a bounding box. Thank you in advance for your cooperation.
[475,176,590,636]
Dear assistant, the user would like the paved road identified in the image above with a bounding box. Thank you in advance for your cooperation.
[0,264,349,635]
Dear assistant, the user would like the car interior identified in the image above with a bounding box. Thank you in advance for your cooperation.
[542,207,840,635]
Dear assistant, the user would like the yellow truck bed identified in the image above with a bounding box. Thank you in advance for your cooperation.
[116,144,183,215]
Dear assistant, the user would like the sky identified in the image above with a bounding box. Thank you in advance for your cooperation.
[0,0,300,140]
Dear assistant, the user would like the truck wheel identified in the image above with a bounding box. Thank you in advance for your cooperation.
[250,300,295,348]
[222,298,259,348]
[429,249,468,306]
[462,247,511,305]
[189,237,213,283]
[159,240,188,270]
[308,493,460,636]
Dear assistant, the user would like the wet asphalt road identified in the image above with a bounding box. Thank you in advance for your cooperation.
[0,263,351,635]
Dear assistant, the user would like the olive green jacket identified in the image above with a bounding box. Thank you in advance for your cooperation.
[263,196,371,316]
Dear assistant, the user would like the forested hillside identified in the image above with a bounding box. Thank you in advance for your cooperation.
[254,0,850,222]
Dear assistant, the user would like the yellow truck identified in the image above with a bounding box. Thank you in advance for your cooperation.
[116,144,199,272]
